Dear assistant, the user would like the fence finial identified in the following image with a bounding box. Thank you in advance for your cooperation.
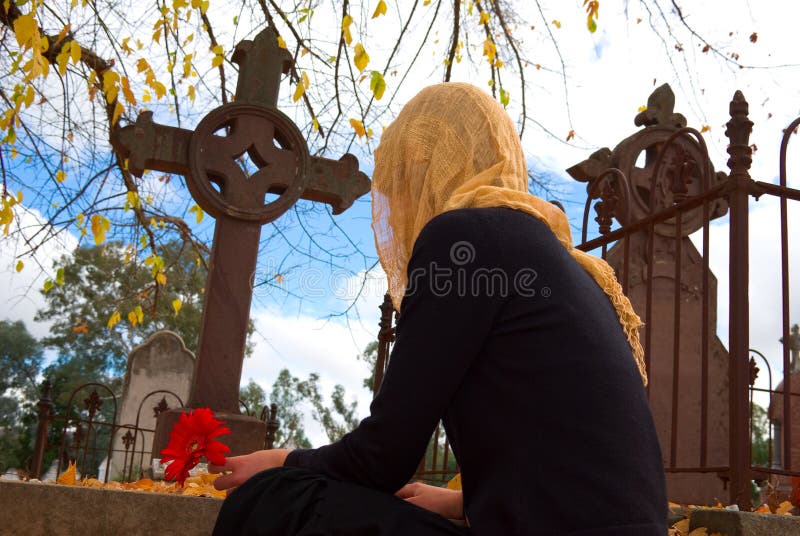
[725,90,753,179]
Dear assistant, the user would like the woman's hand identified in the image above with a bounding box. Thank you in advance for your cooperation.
[395,481,463,520]
[209,448,290,493]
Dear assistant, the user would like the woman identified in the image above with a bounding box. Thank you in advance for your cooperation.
[211,83,667,535]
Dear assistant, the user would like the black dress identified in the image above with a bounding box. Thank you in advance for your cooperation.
[214,207,667,535]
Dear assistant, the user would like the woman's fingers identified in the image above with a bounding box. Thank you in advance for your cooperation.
[395,482,423,499]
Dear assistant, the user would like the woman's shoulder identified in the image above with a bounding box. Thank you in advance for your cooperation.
[418,207,554,247]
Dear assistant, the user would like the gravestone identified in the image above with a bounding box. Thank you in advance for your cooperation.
[111,25,370,457]
[568,84,731,504]
[108,331,195,480]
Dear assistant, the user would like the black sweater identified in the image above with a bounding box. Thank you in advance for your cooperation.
[285,207,667,535]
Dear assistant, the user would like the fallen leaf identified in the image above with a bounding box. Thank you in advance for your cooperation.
[57,461,77,485]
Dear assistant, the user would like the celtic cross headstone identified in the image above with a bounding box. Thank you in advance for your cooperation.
[112,27,370,456]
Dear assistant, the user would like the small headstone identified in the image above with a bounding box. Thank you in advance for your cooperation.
[109,331,195,480]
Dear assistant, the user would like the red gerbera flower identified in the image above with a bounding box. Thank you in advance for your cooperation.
[159,407,230,486]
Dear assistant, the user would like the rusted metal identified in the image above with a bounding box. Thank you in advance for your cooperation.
[725,90,754,509]
[372,293,396,397]
[111,26,370,457]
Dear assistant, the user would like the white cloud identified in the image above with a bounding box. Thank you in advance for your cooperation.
[0,200,78,339]
[242,268,388,446]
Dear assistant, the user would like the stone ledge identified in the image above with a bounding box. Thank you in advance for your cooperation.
[690,508,800,536]
[0,480,222,535]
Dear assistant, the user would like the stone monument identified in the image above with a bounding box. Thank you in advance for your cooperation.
[111,26,370,457]
[109,331,195,480]
[568,84,731,504]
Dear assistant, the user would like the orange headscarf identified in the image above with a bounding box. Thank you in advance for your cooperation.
[371,83,647,384]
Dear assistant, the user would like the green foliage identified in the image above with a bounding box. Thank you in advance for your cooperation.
[252,369,360,449]
[751,402,770,467]
[359,340,379,392]
[0,320,44,475]
[35,241,209,376]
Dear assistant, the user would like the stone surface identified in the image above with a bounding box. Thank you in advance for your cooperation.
[109,331,195,480]
[0,480,221,535]
[690,508,800,536]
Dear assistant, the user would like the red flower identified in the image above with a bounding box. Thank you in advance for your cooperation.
[159,407,230,486]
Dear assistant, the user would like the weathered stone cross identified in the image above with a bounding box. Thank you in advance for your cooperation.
[111,27,370,455]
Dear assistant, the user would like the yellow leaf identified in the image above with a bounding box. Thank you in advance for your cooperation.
[672,519,690,534]
[776,500,793,515]
[70,40,81,64]
[446,473,462,490]
[552,20,562,29]
[293,80,305,102]
[188,204,204,223]
[112,101,124,125]
[349,118,366,138]
[342,14,354,45]
[136,58,151,73]
[126,191,139,209]
[107,310,121,329]
[211,55,223,68]
[156,272,166,286]
[57,461,77,485]
[275,273,284,284]
[369,71,386,100]
[15,260,23,272]
[638,105,647,113]
[135,305,144,323]
[90,214,111,245]
[483,39,496,64]
[13,14,37,49]
[372,0,387,18]
[172,298,182,317]
[700,125,711,133]
[56,170,66,183]
[312,117,320,132]
[76,213,85,227]
[121,77,136,105]
[56,267,65,285]
[188,85,196,102]
[354,43,370,72]
[479,11,490,25]
[277,35,287,49]
[127,310,138,327]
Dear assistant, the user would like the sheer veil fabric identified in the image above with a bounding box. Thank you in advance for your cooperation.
[370,82,647,385]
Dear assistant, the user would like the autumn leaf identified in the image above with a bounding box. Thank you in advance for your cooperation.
[342,14,354,45]
[172,299,182,317]
[15,260,23,272]
[483,39,496,64]
[188,204,204,223]
[499,87,509,108]
[156,272,167,286]
[107,310,121,329]
[369,71,386,100]
[638,105,647,113]
[479,11,490,25]
[749,32,758,43]
[43,279,54,293]
[57,461,77,485]
[350,118,366,137]
[211,45,224,68]
[56,170,66,183]
[56,267,65,286]
[700,125,711,133]
[354,43,370,72]
[447,473,462,490]
[72,322,89,334]
[91,214,111,245]
[776,500,793,515]
[552,20,562,29]
[293,71,310,102]
[566,129,575,142]
[372,0,387,18]
[277,35,287,49]
[312,117,320,132]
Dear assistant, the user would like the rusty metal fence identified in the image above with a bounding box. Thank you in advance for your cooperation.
[372,90,799,507]
[30,380,279,482]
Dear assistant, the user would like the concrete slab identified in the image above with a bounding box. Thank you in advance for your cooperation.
[690,508,800,536]
[0,480,222,535]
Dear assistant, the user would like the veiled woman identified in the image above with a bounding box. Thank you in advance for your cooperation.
[210,82,667,536]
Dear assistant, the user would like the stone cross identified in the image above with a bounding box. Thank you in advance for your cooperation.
[111,27,370,456]
[780,324,800,374]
